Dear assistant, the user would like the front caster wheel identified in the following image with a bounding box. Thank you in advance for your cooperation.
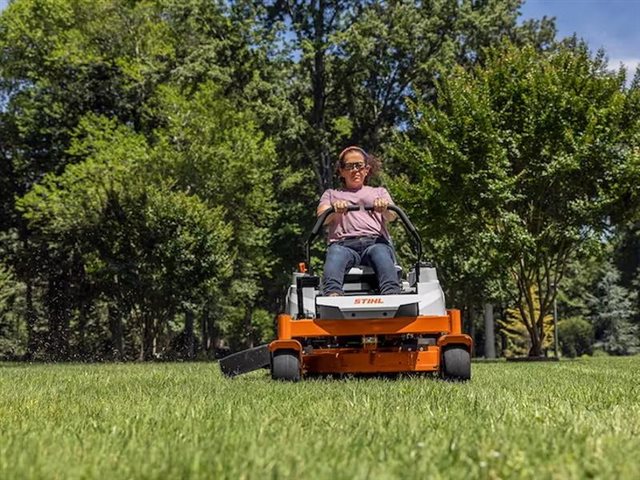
[442,347,471,381]
[271,349,301,382]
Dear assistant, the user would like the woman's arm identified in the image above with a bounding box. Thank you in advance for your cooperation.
[374,189,397,222]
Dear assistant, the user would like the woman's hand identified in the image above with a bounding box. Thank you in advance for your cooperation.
[317,202,348,225]
[374,197,397,222]
[373,197,389,212]
[332,200,349,214]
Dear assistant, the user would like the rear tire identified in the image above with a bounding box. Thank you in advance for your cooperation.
[271,349,301,382]
[442,347,471,381]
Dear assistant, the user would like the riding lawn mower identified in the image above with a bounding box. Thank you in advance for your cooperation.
[220,205,473,381]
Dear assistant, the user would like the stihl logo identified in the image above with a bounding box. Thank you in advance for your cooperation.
[354,298,384,304]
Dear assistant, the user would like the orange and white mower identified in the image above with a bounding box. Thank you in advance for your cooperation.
[220,205,473,381]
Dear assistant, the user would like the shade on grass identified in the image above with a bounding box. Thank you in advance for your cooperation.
[1,357,639,479]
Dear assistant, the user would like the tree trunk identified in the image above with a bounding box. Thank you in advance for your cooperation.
[77,301,88,359]
[108,304,124,360]
[209,313,221,357]
[528,320,543,357]
[244,307,254,349]
[46,273,70,360]
[312,0,332,193]
[141,315,155,361]
[200,307,209,356]
[200,306,218,359]
[200,308,209,356]
[184,310,195,360]
[516,274,547,357]
[465,304,475,346]
[483,302,496,359]
[25,279,38,359]
[529,341,542,357]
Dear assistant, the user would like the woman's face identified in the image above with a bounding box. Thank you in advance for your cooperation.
[339,150,370,189]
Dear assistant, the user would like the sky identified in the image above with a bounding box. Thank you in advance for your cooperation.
[520,0,640,76]
[0,0,638,75]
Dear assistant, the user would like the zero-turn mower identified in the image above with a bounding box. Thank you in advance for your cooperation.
[220,205,473,381]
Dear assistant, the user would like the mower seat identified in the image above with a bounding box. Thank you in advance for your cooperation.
[343,265,403,293]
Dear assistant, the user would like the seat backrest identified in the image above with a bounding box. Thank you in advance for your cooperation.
[346,266,375,276]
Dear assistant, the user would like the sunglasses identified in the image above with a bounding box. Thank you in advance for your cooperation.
[340,162,367,171]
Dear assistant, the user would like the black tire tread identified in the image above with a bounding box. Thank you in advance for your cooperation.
[442,347,471,381]
[271,349,301,381]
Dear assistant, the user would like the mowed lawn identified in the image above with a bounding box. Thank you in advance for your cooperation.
[1,357,639,479]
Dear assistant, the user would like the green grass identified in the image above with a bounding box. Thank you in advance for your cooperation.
[1,357,639,479]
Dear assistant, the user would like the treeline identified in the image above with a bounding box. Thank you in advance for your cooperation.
[0,0,638,361]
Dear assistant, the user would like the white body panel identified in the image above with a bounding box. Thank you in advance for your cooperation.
[286,266,446,319]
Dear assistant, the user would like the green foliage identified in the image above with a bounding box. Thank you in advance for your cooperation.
[6,0,635,361]
[0,0,274,220]
[556,247,606,320]
[151,83,278,346]
[0,263,17,317]
[560,248,639,356]
[224,307,275,351]
[0,0,173,186]
[558,317,594,358]
[261,0,556,193]
[14,76,281,354]
[19,115,151,235]
[391,42,640,355]
[0,262,25,358]
[586,262,639,355]
[18,115,236,358]
[153,83,276,276]
[249,308,276,344]
[1,0,285,356]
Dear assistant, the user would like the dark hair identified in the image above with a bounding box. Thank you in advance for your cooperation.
[335,146,382,186]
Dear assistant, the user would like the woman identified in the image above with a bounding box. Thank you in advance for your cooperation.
[317,146,402,296]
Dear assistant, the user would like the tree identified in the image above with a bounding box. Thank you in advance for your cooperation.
[500,285,553,357]
[391,42,640,356]
[1,0,280,357]
[18,116,235,360]
[586,260,639,355]
[261,0,556,194]
[151,83,279,348]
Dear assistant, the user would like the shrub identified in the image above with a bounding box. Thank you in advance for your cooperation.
[558,317,594,358]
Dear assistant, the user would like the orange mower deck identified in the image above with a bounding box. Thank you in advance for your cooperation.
[269,309,472,377]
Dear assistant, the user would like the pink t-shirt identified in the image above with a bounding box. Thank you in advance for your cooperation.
[318,186,394,242]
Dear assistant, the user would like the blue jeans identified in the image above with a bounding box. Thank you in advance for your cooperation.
[322,236,402,295]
